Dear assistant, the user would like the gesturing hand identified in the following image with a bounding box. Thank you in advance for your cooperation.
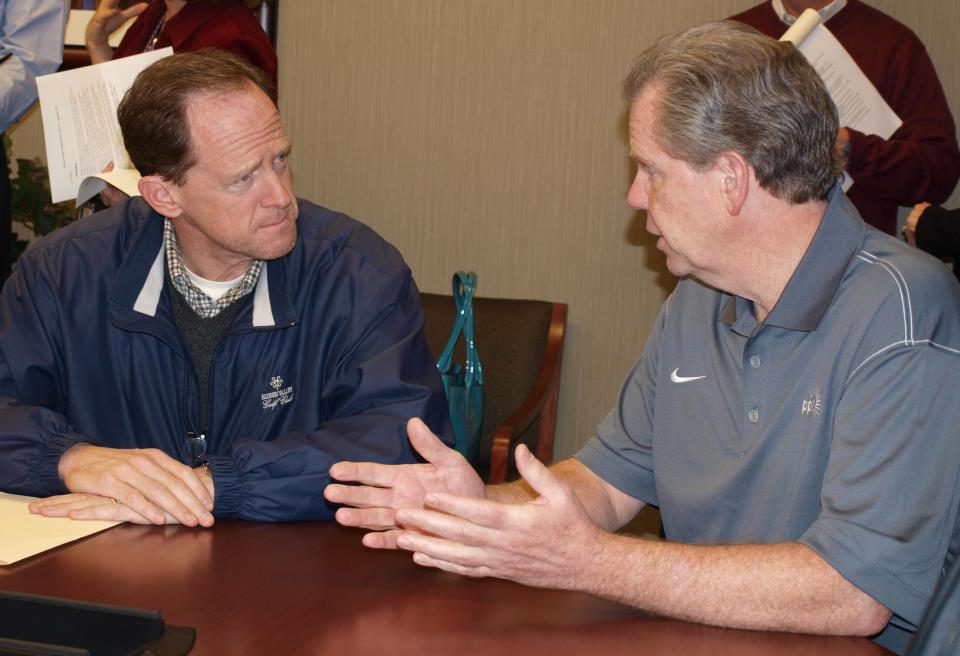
[391,443,604,591]
[35,444,215,527]
[324,417,485,548]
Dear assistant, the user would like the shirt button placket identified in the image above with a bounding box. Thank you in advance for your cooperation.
[741,345,763,458]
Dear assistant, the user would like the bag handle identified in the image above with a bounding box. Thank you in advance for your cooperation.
[462,278,483,387]
[436,272,481,385]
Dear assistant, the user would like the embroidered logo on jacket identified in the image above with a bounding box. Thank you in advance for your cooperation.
[262,376,294,409]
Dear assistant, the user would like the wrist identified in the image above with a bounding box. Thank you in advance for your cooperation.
[568,528,625,596]
[57,442,92,482]
[85,22,109,48]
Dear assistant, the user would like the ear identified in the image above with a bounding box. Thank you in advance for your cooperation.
[138,175,183,218]
[715,151,750,216]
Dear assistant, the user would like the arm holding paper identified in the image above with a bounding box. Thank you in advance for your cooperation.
[36,48,172,205]
[84,0,149,65]
[733,1,960,235]
[840,40,960,209]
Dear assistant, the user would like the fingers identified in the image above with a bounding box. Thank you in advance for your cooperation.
[513,444,567,501]
[396,506,494,547]
[411,552,490,579]
[325,482,405,510]
[395,530,489,571]
[29,494,163,525]
[417,492,505,529]
[334,506,399,531]
[327,460,401,488]
[361,529,403,550]
[407,417,460,465]
[328,419,456,485]
[113,453,213,527]
[123,2,150,19]
[60,446,214,527]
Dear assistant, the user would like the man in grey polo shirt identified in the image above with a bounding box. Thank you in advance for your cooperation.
[325,20,960,654]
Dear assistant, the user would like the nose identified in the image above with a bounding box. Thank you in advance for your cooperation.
[262,169,293,210]
[627,170,648,211]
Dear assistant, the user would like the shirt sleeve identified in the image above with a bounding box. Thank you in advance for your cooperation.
[0,250,98,497]
[0,0,68,133]
[799,343,960,629]
[574,297,668,505]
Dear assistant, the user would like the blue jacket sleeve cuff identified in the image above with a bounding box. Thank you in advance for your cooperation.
[207,454,244,518]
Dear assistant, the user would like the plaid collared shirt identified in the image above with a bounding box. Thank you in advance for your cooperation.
[163,219,263,318]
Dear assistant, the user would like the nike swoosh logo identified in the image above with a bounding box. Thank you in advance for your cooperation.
[671,368,705,384]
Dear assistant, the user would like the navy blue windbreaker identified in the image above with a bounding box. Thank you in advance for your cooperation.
[0,198,452,521]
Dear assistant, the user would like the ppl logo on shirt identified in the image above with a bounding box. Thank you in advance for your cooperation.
[262,375,294,410]
[801,387,823,417]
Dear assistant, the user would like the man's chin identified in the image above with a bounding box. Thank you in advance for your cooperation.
[255,223,298,262]
[662,252,689,278]
[259,235,297,262]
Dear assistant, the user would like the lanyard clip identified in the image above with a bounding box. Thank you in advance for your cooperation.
[187,431,207,467]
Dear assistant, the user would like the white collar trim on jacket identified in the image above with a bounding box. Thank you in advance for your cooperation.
[133,243,277,327]
[251,267,275,327]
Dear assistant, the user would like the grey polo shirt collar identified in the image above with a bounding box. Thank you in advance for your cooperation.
[720,186,866,336]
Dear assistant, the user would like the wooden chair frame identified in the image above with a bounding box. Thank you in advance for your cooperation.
[487,302,567,484]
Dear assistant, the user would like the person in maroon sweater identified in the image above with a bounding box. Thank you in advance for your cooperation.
[85,0,276,89]
[84,0,277,206]
[731,0,960,235]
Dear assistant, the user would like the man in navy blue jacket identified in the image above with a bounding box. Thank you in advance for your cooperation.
[0,50,451,525]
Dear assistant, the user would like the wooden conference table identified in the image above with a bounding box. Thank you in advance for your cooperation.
[0,521,891,655]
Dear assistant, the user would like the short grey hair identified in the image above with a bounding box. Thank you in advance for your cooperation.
[623,20,843,204]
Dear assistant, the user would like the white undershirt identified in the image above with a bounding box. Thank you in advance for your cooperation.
[771,0,847,26]
[183,266,245,302]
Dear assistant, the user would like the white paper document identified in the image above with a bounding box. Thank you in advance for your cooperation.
[781,9,902,190]
[36,47,172,203]
[0,492,120,566]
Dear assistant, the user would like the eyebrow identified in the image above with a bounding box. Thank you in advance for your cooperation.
[228,160,260,182]
[226,144,292,183]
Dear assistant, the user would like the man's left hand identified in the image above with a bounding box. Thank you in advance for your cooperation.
[391,444,604,590]
[30,462,215,526]
[29,493,177,524]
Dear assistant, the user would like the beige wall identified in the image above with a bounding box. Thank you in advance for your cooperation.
[8,1,958,458]
[275,0,960,459]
